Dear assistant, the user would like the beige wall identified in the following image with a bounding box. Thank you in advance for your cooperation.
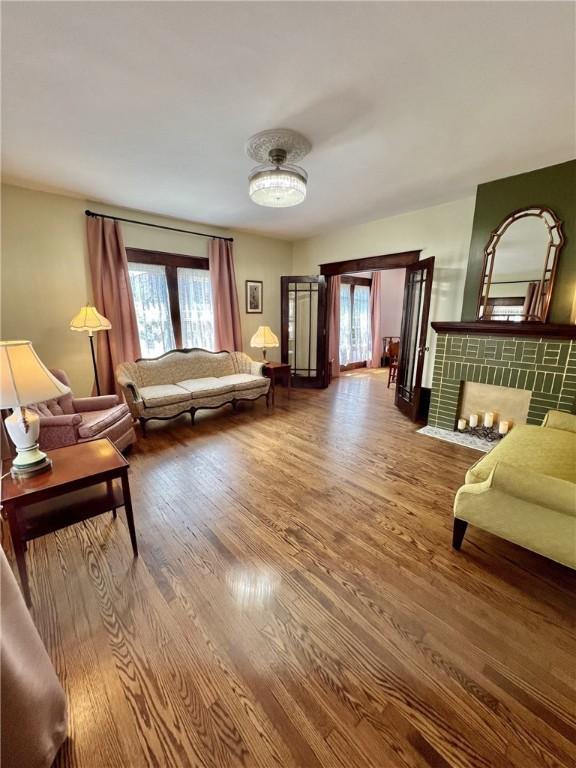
[1,186,92,393]
[292,197,476,385]
[1,183,475,397]
[1,184,291,395]
[379,268,406,338]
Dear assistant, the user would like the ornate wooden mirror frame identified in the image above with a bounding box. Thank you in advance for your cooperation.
[477,206,565,323]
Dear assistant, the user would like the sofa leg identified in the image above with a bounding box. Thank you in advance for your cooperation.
[139,418,147,437]
[452,518,468,550]
[190,409,196,426]
[231,400,239,412]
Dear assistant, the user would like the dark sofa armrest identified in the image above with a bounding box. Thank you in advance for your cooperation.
[117,376,140,399]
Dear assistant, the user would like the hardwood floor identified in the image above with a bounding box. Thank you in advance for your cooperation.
[5,369,576,767]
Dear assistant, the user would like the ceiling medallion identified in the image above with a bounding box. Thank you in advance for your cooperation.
[246,129,311,208]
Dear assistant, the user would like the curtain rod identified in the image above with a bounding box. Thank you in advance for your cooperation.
[84,210,233,242]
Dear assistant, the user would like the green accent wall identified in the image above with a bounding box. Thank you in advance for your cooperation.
[461,160,576,323]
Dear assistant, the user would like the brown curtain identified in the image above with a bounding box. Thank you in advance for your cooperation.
[86,217,141,395]
[369,271,383,368]
[522,281,540,320]
[1,546,67,768]
[327,276,341,379]
[208,239,243,351]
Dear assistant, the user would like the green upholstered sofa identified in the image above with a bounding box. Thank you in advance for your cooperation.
[453,410,576,569]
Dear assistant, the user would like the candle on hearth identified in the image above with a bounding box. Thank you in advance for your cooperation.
[498,420,509,435]
[458,418,467,432]
[469,414,478,428]
[484,412,494,428]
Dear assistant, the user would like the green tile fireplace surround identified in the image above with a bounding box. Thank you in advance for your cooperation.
[428,323,576,430]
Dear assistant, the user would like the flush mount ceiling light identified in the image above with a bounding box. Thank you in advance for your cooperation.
[246,129,311,208]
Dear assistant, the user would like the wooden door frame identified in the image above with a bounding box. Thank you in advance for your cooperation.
[319,250,421,277]
[281,275,327,388]
[321,251,422,386]
[395,257,435,420]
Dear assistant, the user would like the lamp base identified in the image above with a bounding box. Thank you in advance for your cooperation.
[5,407,53,478]
[10,454,53,478]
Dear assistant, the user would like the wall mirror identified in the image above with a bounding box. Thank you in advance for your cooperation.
[477,206,564,322]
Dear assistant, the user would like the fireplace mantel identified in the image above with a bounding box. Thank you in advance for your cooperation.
[431,321,576,339]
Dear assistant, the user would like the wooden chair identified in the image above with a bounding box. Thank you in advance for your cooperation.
[387,341,400,388]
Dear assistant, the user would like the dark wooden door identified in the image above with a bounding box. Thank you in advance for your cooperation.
[395,257,435,420]
[281,276,327,387]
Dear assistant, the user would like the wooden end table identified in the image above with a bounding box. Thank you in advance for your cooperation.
[1,438,138,607]
[263,362,291,406]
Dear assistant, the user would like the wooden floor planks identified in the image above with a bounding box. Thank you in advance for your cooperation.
[4,370,576,768]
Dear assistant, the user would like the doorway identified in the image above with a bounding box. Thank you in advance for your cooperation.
[339,275,372,370]
[280,250,435,421]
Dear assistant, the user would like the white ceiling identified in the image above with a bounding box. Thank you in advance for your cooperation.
[2,1,575,240]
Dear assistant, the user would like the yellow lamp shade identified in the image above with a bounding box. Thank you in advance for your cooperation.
[250,326,279,349]
[0,340,70,408]
[69,306,111,335]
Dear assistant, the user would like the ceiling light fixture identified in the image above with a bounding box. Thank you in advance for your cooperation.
[246,129,311,208]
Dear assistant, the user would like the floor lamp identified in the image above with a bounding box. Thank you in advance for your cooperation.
[69,306,111,395]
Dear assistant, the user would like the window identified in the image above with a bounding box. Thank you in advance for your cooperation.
[177,268,214,349]
[480,297,525,322]
[127,249,214,357]
[128,263,175,358]
[339,279,372,366]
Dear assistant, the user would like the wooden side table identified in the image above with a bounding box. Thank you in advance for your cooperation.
[1,438,138,606]
[263,362,291,406]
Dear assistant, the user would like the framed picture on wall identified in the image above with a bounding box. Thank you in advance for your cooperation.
[245,280,263,314]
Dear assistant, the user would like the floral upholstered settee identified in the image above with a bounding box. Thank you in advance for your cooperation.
[116,349,270,433]
[27,369,136,452]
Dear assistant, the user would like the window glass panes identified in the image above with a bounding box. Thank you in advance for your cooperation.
[339,284,371,365]
[178,268,215,349]
[128,263,175,357]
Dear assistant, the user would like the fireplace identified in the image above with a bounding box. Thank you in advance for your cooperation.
[459,382,532,428]
[428,322,576,431]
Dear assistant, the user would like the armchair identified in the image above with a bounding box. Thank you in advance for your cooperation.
[453,410,576,569]
[26,369,136,452]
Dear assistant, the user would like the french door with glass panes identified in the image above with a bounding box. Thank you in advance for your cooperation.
[280,276,327,387]
[395,257,435,420]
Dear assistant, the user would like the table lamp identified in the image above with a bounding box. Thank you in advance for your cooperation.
[0,341,71,477]
[69,305,111,395]
[250,326,279,361]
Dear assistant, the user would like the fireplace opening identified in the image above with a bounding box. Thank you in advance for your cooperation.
[458,381,532,438]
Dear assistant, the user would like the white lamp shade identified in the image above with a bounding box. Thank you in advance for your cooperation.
[70,305,111,333]
[0,341,70,409]
[250,326,279,349]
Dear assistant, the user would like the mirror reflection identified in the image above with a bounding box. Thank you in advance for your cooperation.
[478,207,564,322]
